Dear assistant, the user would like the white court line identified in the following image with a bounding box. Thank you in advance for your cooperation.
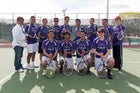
[0,64,27,84]
[0,72,15,84]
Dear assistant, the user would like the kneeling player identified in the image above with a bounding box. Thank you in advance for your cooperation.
[42,30,59,76]
[75,31,92,74]
[59,32,75,73]
[92,28,114,79]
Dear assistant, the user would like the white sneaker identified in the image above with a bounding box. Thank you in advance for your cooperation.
[16,69,24,73]
[30,62,34,67]
[42,70,46,76]
[26,64,30,69]
[26,64,34,70]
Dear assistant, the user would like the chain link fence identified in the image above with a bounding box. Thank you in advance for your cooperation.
[0,13,140,42]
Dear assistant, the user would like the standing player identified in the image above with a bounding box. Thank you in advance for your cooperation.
[12,17,26,72]
[41,29,59,76]
[86,18,98,65]
[102,18,113,43]
[25,16,38,69]
[52,18,62,41]
[74,19,85,40]
[75,31,92,74]
[61,16,72,39]
[112,16,126,70]
[59,32,75,73]
[92,28,114,79]
[37,18,50,65]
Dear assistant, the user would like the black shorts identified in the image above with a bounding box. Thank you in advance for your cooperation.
[38,41,43,54]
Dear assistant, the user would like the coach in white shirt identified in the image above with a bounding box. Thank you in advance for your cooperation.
[12,17,26,73]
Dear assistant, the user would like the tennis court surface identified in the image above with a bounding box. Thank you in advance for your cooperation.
[0,47,140,93]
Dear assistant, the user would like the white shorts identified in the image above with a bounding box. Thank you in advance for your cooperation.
[76,54,91,70]
[27,43,38,53]
[95,55,112,72]
[42,56,56,67]
[59,56,73,69]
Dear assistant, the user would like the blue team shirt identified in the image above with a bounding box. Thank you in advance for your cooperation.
[91,37,111,58]
[74,26,85,40]
[59,40,75,58]
[75,39,91,58]
[112,24,126,45]
[52,25,62,40]
[86,24,98,43]
[42,39,59,57]
[25,24,38,44]
[104,25,113,40]
[37,25,50,41]
[61,24,72,33]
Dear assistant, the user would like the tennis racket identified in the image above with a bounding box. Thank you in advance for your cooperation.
[117,30,125,40]
[46,60,56,79]
[97,58,107,79]
[77,58,87,75]
[63,58,73,77]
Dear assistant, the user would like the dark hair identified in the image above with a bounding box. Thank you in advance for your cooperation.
[64,16,70,19]
[17,17,24,22]
[63,32,70,36]
[90,18,95,21]
[80,30,87,35]
[98,27,105,33]
[54,18,59,22]
[102,18,108,22]
[75,19,81,23]
[30,16,35,19]
[42,18,48,21]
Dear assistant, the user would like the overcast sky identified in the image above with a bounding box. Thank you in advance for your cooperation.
[0,0,139,21]
[0,0,139,13]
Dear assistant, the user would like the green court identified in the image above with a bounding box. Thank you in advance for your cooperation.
[0,48,140,93]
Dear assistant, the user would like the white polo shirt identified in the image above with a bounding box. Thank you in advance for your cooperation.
[12,24,27,48]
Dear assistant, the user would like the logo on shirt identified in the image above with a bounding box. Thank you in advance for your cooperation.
[79,44,86,50]
[97,44,106,50]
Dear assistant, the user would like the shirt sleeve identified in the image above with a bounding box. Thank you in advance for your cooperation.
[42,40,46,49]
[107,40,112,49]
[91,39,96,49]
[56,41,60,50]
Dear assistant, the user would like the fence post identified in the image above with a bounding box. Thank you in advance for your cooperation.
[98,13,100,26]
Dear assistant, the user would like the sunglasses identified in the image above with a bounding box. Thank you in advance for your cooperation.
[98,31,104,33]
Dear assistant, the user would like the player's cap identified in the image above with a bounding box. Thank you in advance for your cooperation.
[63,32,70,36]
[48,29,55,33]
[98,28,105,33]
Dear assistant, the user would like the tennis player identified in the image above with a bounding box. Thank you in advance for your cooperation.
[25,16,38,69]
[92,28,114,79]
[102,18,113,43]
[52,18,62,41]
[37,18,50,64]
[75,31,92,74]
[41,29,59,76]
[112,16,126,70]
[86,18,98,66]
[59,32,75,73]
[74,19,85,40]
[61,16,72,39]
[12,17,26,73]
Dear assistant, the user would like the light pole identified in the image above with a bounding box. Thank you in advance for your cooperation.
[62,8,67,17]
[107,0,109,19]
